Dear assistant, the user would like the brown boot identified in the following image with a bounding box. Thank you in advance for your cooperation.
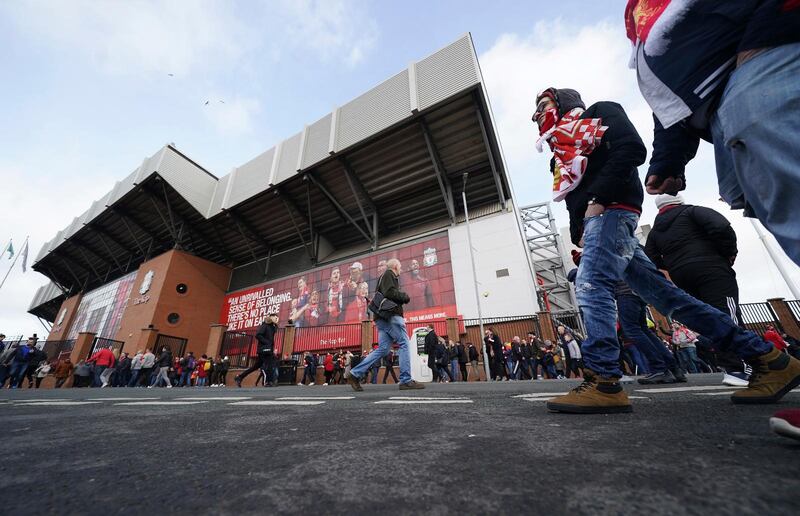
[731,348,800,404]
[547,370,632,414]
[346,372,363,392]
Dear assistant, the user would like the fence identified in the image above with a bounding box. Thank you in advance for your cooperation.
[463,315,540,346]
[88,337,125,358]
[551,310,585,338]
[154,334,187,358]
[787,300,800,324]
[739,302,783,335]
[41,339,75,362]
[220,328,286,369]
[295,324,361,353]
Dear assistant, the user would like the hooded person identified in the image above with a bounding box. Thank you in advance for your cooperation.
[645,192,750,386]
[533,87,800,414]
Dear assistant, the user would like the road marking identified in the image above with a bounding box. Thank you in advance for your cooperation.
[387,396,470,400]
[14,401,101,406]
[522,395,650,402]
[635,385,746,394]
[175,397,252,401]
[522,398,553,402]
[276,396,355,400]
[8,399,70,403]
[87,397,160,401]
[375,399,474,404]
[113,401,208,406]
[512,393,569,398]
[229,400,326,406]
[693,391,736,396]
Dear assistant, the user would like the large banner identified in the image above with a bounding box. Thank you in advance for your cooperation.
[221,234,456,332]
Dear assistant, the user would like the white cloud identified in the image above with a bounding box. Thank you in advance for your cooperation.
[201,96,262,136]
[278,0,379,68]
[479,19,800,304]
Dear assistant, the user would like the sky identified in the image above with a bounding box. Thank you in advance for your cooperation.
[1,0,799,339]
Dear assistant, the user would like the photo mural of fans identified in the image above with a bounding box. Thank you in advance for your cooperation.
[220,234,456,333]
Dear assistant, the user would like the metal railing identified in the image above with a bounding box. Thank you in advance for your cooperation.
[88,337,124,358]
[220,328,286,369]
[739,302,783,335]
[154,334,187,358]
[787,300,800,325]
[41,339,76,362]
[294,323,362,353]
[551,310,585,339]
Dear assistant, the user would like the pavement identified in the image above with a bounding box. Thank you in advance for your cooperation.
[0,374,798,515]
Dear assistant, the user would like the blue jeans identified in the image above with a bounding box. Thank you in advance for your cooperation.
[450,358,459,382]
[92,366,107,387]
[350,316,412,384]
[678,347,700,374]
[128,369,141,387]
[576,209,771,377]
[9,361,28,387]
[711,42,800,266]
[625,345,649,375]
[616,294,675,373]
[179,371,192,387]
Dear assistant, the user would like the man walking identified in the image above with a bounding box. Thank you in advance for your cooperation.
[467,343,481,381]
[645,193,749,385]
[346,258,424,391]
[149,346,173,388]
[423,325,439,382]
[234,315,278,387]
[532,87,800,414]
[87,345,115,388]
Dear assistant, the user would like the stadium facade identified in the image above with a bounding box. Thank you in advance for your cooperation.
[27,34,541,359]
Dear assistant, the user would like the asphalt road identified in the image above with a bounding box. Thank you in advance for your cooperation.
[1,374,798,515]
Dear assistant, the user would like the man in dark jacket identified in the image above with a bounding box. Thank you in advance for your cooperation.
[9,338,36,388]
[346,258,424,391]
[645,193,750,386]
[151,347,173,388]
[423,325,439,382]
[625,0,800,266]
[534,87,799,413]
[234,315,278,387]
[456,341,468,382]
[484,329,506,381]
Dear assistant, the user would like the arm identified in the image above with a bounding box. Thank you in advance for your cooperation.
[643,233,666,270]
[687,206,738,261]
[644,114,700,194]
[379,274,410,305]
[583,102,647,205]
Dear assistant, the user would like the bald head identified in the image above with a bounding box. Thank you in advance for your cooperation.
[386,258,401,274]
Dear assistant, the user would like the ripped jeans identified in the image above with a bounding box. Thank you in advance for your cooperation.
[575,209,770,378]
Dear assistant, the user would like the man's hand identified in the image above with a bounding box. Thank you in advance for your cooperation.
[584,203,605,218]
[646,175,685,195]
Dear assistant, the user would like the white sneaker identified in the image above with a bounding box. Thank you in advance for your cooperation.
[309,382,315,386]
[620,375,634,384]
[722,372,750,387]
[297,382,303,386]
[166,384,173,388]
[147,386,153,389]
[323,383,328,386]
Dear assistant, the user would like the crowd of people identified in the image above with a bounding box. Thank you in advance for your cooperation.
[0,336,234,389]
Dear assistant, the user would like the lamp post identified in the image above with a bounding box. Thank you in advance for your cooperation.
[462,173,492,381]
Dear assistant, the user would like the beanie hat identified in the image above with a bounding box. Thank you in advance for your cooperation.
[654,193,684,210]
[570,249,582,266]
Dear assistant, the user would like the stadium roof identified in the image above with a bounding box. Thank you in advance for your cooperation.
[29,34,514,320]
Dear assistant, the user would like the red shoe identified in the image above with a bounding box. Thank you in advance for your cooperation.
[770,409,800,442]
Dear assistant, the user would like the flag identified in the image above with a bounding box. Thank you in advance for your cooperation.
[20,241,29,272]
[3,241,13,260]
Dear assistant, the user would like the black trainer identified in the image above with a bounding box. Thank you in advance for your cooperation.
[234,376,242,388]
[670,366,688,383]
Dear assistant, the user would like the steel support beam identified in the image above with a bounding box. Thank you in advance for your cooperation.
[475,108,507,210]
[420,120,456,224]
[306,172,372,244]
[276,189,315,264]
[340,157,384,247]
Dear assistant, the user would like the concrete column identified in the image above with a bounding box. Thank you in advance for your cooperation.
[768,298,800,340]
[361,320,373,353]
[283,324,296,357]
[70,332,97,363]
[206,324,228,358]
[537,311,556,342]
[140,328,160,353]
[446,317,459,341]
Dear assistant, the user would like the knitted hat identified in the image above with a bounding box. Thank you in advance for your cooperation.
[654,193,684,210]
[570,249,582,266]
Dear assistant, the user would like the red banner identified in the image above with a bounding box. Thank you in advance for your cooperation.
[221,234,457,332]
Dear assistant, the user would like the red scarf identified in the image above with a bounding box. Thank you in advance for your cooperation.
[624,0,670,45]
[536,107,608,202]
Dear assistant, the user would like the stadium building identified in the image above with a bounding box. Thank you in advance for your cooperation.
[27,35,542,365]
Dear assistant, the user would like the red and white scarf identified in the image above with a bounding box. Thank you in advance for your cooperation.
[536,107,608,202]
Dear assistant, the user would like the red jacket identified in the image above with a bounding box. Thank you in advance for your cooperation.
[88,348,116,368]
[764,330,787,351]
[323,355,334,372]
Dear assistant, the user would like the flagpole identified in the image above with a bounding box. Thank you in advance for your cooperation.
[0,236,27,291]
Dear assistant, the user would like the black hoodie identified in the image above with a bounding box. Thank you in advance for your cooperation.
[644,204,737,271]
[539,88,647,246]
